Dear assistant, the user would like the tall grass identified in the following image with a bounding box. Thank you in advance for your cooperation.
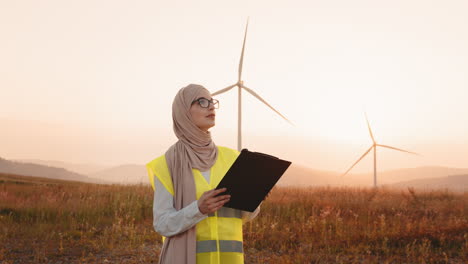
[0,174,158,263]
[244,186,467,263]
[1,173,467,263]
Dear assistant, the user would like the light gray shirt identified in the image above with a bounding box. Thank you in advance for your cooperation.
[153,170,260,237]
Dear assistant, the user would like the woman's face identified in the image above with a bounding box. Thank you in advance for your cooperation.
[189,89,216,132]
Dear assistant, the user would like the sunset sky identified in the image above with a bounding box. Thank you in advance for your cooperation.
[1,0,467,173]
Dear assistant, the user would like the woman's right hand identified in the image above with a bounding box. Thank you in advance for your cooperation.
[197,188,230,215]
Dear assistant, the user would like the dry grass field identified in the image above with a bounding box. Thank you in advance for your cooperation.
[1,172,467,263]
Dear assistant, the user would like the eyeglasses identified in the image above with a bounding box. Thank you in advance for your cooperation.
[192,97,219,109]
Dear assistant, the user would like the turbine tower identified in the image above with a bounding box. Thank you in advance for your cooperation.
[211,19,292,151]
[342,114,419,187]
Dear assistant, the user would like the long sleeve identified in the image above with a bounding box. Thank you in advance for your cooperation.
[153,175,208,237]
[241,205,261,222]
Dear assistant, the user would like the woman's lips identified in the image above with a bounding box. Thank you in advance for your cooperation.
[206,114,215,118]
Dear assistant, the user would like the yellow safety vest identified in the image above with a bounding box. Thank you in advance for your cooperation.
[147,146,244,264]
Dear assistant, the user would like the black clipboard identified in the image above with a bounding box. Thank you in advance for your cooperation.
[215,149,292,212]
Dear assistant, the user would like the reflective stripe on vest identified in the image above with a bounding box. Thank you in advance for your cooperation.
[197,240,244,253]
[208,207,242,218]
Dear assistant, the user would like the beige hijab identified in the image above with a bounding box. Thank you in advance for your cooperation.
[158,84,218,264]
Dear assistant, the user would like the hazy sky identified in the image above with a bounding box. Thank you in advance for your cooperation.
[1,0,467,173]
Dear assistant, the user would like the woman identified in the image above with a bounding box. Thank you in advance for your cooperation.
[146,84,259,264]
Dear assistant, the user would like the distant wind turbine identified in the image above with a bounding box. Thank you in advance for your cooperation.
[342,114,419,187]
[211,19,293,151]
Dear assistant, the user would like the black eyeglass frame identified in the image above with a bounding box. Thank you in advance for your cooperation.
[191,97,219,109]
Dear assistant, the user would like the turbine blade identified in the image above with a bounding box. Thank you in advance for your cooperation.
[242,85,293,125]
[365,112,375,143]
[211,84,237,96]
[341,146,373,177]
[376,144,420,155]
[238,18,249,82]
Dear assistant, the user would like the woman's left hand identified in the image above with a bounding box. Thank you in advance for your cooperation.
[197,188,230,215]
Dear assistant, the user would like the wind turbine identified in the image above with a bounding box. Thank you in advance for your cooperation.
[211,19,292,151]
[342,114,419,187]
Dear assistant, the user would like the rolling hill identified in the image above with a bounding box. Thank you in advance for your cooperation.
[390,174,468,192]
[0,157,105,183]
[4,155,468,191]
[16,159,108,175]
[88,164,148,184]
